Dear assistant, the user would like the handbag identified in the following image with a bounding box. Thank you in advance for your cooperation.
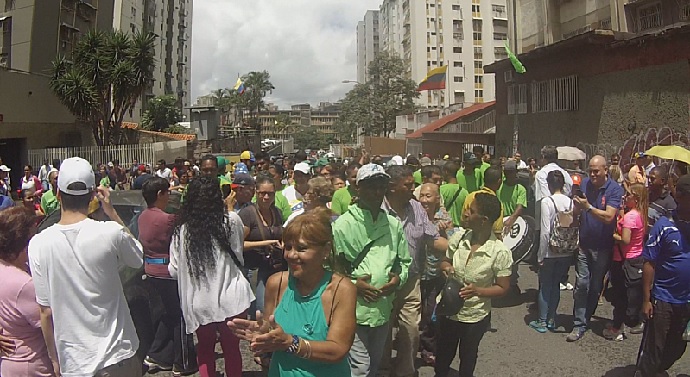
[622,256,644,286]
[252,205,287,272]
[547,197,580,254]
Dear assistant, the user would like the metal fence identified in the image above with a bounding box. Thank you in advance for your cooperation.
[28,143,156,168]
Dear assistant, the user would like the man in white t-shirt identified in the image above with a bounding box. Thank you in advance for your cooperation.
[534,146,573,225]
[280,162,311,215]
[28,157,144,377]
[155,159,173,182]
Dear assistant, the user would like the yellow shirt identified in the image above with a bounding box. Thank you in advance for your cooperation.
[446,230,513,323]
[462,186,504,236]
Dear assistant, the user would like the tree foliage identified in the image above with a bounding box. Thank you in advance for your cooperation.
[141,95,182,131]
[207,70,274,132]
[338,51,419,138]
[50,30,156,146]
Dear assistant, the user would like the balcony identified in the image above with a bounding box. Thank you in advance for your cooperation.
[492,10,508,20]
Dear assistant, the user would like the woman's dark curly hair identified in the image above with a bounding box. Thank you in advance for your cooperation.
[0,207,36,261]
[173,176,238,282]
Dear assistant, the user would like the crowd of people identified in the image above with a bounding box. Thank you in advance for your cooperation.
[0,144,688,377]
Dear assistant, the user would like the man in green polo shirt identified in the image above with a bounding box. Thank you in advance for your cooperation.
[333,164,411,377]
[457,152,483,193]
[440,160,468,227]
[331,163,360,215]
[497,160,527,233]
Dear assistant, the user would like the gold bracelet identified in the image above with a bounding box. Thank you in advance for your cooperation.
[302,339,312,359]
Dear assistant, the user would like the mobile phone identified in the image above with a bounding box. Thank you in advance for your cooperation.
[573,185,584,198]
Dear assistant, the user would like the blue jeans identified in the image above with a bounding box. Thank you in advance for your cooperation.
[573,247,612,330]
[538,257,572,322]
[349,323,390,377]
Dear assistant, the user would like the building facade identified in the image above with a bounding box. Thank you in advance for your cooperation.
[374,0,509,109]
[114,0,193,124]
[356,10,380,83]
[258,103,341,141]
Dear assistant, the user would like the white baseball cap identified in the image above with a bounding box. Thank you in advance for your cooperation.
[0,165,10,172]
[356,163,390,184]
[58,157,95,195]
[294,162,311,175]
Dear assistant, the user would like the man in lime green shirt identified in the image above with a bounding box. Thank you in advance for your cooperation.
[497,160,527,233]
[40,170,60,216]
[331,164,360,215]
[333,164,411,377]
[440,161,468,227]
[457,152,483,193]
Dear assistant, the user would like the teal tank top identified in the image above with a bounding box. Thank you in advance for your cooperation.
[269,271,350,377]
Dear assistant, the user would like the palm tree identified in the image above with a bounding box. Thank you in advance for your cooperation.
[243,70,275,133]
[50,30,156,145]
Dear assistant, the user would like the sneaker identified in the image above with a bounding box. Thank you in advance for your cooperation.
[173,364,199,377]
[629,323,644,335]
[566,328,586,342]
[566,282,574,290]
[560,283,567,291]
[603,326,625,341]
[529,320,548,333]
[144,356,172,373]
[547,319,556,331]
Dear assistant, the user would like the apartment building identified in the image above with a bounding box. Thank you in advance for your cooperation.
[375,0,509,108]
[114,0,192,124]
[258,103,341,140]
[356,10,380,83]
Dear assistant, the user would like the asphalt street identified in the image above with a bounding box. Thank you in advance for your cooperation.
[147,263,690,377]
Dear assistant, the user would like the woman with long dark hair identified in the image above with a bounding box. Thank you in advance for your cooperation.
[168,176,254,377]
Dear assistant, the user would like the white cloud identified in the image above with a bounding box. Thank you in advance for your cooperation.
[191,0,381,108]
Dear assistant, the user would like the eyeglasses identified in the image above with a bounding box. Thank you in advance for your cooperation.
[257,191,275,197]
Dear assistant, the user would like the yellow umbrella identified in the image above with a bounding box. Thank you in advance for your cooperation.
[645,145,690,165]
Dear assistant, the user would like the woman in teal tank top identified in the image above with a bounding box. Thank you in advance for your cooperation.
[229,208,357,377]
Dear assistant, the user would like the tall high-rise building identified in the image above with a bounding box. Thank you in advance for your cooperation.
[356,10,380,83]
[114,0,192,124]
[374,0,509,108]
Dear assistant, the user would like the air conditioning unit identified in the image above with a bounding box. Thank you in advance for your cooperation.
[504,70,514,83]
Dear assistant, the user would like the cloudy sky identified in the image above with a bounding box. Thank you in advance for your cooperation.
[191,0,381,109]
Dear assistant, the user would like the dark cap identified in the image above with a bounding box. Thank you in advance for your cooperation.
[463,152,479,164]
[435,278,465,317]
[232,173,254,187]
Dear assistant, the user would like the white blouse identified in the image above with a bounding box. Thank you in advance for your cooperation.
[168,211,254,333]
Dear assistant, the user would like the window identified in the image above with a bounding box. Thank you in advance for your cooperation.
[475,89,483,98]
[452,5,460,10]
[130,23,137,33]
[131,6,137,18]
[682,0,690,20]
[474,61,483,69]
[454,76,463,83]
[492,4,506,18]
[531,75,579,113]
[637,2,662,32]
[474,46,482,60]
[494,32,508,40]
[474,76,483,84]
[453,46,462,53]
[472,5,480,13]
[0,16,11,68]
[454,61,463,67]
[472,19,482,31]
[507,84,528,114]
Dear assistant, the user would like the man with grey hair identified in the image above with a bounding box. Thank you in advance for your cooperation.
[569,155,624,342]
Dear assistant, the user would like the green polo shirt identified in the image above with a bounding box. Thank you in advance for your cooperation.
[497,181,527,216]
[333,205,411,327]
[40,190,60,216]
[456,169,483,193]
[445,229,513,323]
[440,183,468,227]
[413,169,422,186]
[331,186,357,215]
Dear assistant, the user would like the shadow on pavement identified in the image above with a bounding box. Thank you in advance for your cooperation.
[602,365,637,376]
[493,287,537,308]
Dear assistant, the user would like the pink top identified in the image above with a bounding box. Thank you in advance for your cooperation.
[614,209,644,262]
[0,262,51,372]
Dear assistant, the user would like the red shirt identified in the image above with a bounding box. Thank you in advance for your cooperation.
[138,207,176,278]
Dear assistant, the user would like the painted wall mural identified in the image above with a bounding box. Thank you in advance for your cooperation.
[576,126,689,166]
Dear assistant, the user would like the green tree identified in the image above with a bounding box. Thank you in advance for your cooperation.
[338,51,419,138]
[243,70,275,131]
[274,113,297,139]
[50,30,156,146]
[141,95,182,131]
[293,126,327,151]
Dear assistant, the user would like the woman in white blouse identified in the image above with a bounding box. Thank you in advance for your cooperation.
[169,176,254,377]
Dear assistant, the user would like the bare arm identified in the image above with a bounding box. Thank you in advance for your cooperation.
[614,227,632,245]
[244,239,280,249]
[575,196,618,223]
[641,261,655,320]
[431,236,449,257]
[39,305,60,375]
[462,276,511,299]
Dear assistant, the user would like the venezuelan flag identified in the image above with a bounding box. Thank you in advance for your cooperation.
[417,65,447,91]
[234,77,245,95]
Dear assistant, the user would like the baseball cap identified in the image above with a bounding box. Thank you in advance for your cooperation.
[420,157,432,166]
[138,164,147,172]
[0,165,10,172]
[443,155,450,160]
[390,155,404,166]
[107,161,114,168]
[463,152,479,163]
[436,278,465,317]
[183,161,191,166]
[234,162,249,175]
[294,162,312,175]
[58,157,95,195]
[634,152,646,159]
[232,173,254,188]
[240,151,251,160]
[216,156,227,170]
[356,163,390,184]
[504,160,518,171]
